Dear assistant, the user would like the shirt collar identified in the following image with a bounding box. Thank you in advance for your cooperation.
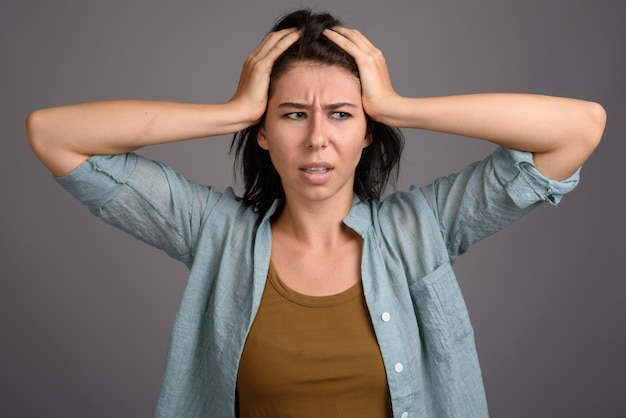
[264,195,375,237]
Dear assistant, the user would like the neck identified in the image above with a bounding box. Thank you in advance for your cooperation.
[273,194,355,247]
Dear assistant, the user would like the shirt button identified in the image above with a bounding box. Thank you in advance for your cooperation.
[394,363,403,373]
[381,312,391,322]
[401,413,409,418]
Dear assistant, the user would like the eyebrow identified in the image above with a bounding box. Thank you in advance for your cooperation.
[276,102,359,110]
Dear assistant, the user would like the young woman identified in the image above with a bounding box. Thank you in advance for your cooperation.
[26,9,605,418]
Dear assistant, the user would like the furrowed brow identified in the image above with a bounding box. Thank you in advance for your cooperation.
[326,102,358,110]
[276,102,358,109]
[277,102,308,109]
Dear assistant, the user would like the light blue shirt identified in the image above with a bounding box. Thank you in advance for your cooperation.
[57,147,579,417]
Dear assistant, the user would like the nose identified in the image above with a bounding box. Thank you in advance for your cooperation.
[305,114,329,150]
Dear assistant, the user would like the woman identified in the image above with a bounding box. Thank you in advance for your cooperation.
[26,9,605,418]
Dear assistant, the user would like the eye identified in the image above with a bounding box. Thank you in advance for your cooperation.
[331,111,351,120]
[284,112,306,120]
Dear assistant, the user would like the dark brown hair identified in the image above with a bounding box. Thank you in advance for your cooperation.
[231,9,404,212]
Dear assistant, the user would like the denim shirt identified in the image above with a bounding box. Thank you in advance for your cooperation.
[57,147,579,418]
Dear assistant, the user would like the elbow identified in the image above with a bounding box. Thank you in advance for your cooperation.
[25,109,48,160]
[541,100,606,180]
[25,108,78,177]
[583,101,606,154]
[568,101,606,173]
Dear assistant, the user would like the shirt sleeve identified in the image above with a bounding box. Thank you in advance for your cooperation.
[55,153,219,267]
[419,147,580,260]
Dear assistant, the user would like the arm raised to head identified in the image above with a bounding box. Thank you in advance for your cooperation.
[324,27,606,181]
[26,28,301,177]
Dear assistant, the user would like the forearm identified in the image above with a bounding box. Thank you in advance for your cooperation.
[376,93,606,180]
[26,100,251,176]
[323,28,605,180]
[26,29,301,177]
[380,94,596,148]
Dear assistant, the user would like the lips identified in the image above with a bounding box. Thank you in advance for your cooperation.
[299,162,333,184]
[299,162,333,172]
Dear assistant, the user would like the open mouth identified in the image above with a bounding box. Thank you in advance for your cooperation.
[302,167,331,174]
[299,164,333,184]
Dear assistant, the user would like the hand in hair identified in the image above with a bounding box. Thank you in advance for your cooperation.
[26,28,301,177]
[230,28,301,125]
[324,26,604,181]
[323,27,400,124]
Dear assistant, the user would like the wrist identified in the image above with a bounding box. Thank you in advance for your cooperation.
[223,99,265,131]
[366,96,423,129]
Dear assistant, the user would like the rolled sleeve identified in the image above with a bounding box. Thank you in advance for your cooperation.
[53,153,213,266]
[502,148,580,207]
[54,153,138,214]
[411,147,582,260]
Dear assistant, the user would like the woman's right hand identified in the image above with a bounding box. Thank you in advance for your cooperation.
[228,28,301,125]
[26,28,300,177]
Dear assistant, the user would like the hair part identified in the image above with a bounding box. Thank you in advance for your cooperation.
[231,9,404,213]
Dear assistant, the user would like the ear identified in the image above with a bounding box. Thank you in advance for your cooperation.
[363,124,373,148]
[257,125,269,150]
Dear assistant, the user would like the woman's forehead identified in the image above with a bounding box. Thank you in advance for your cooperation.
[270,62,361,101]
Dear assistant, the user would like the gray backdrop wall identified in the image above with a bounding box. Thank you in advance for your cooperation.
[2,0,624,417]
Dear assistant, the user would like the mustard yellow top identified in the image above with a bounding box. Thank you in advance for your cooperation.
[237,262,392,417]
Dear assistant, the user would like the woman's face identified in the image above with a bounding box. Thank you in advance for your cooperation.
[258,62,370,207]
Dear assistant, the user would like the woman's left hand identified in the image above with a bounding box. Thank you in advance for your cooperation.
[323,27,401,124]
[324,26,605,181]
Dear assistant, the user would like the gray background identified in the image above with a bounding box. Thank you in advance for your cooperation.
[2,0,624,416]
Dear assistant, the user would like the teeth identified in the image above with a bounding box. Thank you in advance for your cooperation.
[304,167,329,173]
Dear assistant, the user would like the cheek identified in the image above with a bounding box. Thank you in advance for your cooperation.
[350,126,371,151]
[262,137,293,169]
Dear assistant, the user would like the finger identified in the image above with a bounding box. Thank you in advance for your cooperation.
[242,29,300,82]
[323,27,395,99]
[323,27,388,81]
[323,27,377,55]
[261,28,301,61]
[251,27,300,62]
[251,32,300,87]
